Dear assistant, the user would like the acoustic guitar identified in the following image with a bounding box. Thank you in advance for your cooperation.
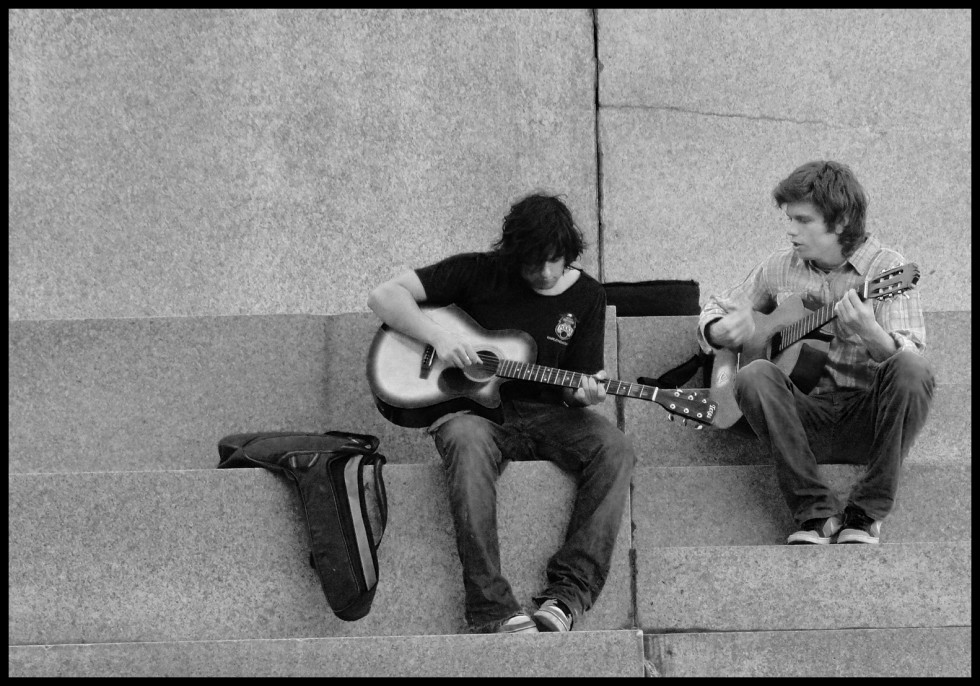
[366,304,716,429]
[708,263,920,429]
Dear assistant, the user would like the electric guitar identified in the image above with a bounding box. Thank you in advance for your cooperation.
[366,304,717,429]
[709,263,920,429]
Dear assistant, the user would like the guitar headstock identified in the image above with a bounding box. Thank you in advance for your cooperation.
[657,388,717,429]
[864,263,920,301]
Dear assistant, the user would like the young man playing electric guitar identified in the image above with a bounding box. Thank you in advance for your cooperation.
[367,192,635,634]
[698,160,935,545]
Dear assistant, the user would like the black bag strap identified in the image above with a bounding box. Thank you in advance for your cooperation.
[351,451,388,547]
[638,350,712,389]
[308,450,388,570]
[368,454,388,543]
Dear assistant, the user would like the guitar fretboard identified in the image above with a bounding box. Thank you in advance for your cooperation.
[775,302,836,355]
[774,264,918,355]
[494,360,659,401]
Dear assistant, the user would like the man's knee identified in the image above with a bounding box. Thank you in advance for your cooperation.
[879,351,936,399]
[433,413,500,471]
[605,432,636,472]
[590,421,636,474]
[436,414,491,446]
[733,359,782,399]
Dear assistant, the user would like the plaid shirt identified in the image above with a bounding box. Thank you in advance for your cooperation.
[698,235,927,393]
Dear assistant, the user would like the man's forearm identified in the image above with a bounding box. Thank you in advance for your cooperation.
[368,284,439,345]
[862,326,900,362]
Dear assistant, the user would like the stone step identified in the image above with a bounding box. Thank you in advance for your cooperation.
[6,308,618,473]
[632,462,971,546]
[8,312,415,473]
[8,462,633,646]
[645,626,971,677]
[624,382,970,467]
[10,459,968,647]
[7,629,646,677]
[9,309,965,473]
[635,541,971,632]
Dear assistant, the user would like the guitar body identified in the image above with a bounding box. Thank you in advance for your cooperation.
[366,305,536,427]
[368,304,718,429]
[703,263,920,430]
[710,294,831,429]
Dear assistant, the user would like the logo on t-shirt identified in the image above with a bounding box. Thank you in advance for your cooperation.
[554,313,578,342]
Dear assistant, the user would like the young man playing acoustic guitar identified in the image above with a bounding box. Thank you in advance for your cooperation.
[698,160,935,545]
[367,192,635,634]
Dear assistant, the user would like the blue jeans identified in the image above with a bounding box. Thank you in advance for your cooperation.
[733,351,935,524]
[430,398,635,632]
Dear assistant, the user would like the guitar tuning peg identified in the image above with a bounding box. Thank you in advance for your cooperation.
[695,424,703,430]
[667,414,674,422]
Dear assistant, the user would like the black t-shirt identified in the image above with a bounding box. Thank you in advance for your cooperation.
[414,252,606,402]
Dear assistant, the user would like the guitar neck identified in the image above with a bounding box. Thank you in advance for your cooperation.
[774,270,893,354]
[776,265,919,354]
[491,358,715,426]
[495,360,660,401]
[776,301,837,353]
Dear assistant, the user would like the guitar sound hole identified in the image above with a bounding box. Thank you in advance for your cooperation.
[464,351,498,382]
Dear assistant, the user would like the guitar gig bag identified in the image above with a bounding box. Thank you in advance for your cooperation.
[217,430,388,621]
[603,278,714,388]
[603,279,700,317]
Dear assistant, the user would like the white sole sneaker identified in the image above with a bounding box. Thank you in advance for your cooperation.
[497,612,539,634]
[533,599,572,632]
[837,520,882,544]
[787,515,842,545]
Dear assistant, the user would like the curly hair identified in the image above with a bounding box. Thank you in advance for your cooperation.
[491,193,586,270]
[773,160,869,257]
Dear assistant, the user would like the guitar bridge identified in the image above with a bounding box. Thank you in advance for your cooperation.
[420,344,435,379]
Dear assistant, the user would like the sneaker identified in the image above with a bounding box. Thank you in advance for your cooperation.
[533,598,573,632]
[787,515,842,545]
[837,506,882,544]
[496,612,539,634]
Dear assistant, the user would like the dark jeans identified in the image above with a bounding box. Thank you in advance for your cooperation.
[430,399,635,632]
[734,351,935,524]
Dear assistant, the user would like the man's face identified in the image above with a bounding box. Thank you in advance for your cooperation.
[520,256,567,291]
[783,200,845,269]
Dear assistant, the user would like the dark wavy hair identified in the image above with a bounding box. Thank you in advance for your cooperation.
[773,160,868,257]
[491,193,586,270]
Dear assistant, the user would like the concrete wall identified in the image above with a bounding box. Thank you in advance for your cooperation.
[9,9,970,321]
[597,9,971,311]
[9,9,597,320]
